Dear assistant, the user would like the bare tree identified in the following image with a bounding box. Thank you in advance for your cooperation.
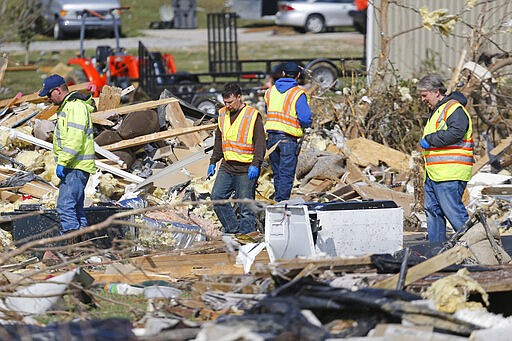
[1,0,42,65]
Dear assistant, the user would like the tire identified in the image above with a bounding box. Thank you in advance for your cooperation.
[53,22,65,40]
[193,97,217,116]
[305,14,325,34]
[305,60,338,89]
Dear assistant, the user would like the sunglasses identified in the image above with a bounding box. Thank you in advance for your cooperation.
[47,87,58,99]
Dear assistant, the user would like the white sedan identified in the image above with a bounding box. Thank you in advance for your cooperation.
[275,0,356,33]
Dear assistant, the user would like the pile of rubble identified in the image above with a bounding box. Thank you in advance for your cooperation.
[0,76,511,340]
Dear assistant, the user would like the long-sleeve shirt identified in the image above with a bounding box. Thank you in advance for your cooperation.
[424,91,469,147]
[210,104,266,175]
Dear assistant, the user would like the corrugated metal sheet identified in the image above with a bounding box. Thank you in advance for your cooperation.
[368,0,512,79]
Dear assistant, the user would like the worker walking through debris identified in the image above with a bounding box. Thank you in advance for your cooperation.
[265,62,312,202]
[208,83,265,235]
[418,74,474,243]
[39,74,96,235]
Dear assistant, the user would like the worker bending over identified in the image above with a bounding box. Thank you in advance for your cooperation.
[265,61,312,202]
[418,74,474,243]
[39,74,96,236]
[208,83,266,235]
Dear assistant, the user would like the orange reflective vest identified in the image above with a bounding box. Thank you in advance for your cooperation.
[264,85,304,137]
[422,99,474,182]
[218,105,259,163]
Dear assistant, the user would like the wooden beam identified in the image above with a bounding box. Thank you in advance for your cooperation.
[0,83,90,107]
[371,245,472,289]
[472,136,512,176]
[101,124,216,151]
[92,97,179,122]
[0,126,143,183]
[165,102,202,147]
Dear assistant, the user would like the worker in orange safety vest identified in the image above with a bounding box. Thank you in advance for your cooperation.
[207,83,266,235]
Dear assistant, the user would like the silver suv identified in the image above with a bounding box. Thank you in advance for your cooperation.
[38,0,122,39]
[275,0,355,33]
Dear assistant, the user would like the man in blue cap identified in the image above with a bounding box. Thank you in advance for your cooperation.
[264,62,312,202]
[39,74,96,237]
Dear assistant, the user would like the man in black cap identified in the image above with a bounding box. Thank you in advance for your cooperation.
[39,74,96,237]
[264,62,312,202]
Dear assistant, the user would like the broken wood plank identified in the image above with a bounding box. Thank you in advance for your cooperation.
[0,171,55,198]
[92,97,179,122]
[165,101,202,147]
[346,137,411,174]
[472,136,512,176]
[0,126,143,183]
[0,83,90,108]
[371,245,472,289]
[481,185,512,196]
[5,65,38,72]
[101,124,215,151]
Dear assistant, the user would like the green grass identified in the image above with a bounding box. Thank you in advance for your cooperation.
[0,0,364,100]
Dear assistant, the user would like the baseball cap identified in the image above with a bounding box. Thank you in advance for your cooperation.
[283,62,300,77]
[39,74,66,97]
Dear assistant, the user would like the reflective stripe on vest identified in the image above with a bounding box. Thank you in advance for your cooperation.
[218,105,259,163]
[422,99,473,181]
[264,85,304,137]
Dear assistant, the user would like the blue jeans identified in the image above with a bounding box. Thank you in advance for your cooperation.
[424,176,469,243]
[267,133,298,202]
[211,168,257,234]
[57,169,90,233]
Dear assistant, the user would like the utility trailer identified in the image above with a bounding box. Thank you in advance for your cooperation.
[138,12,365,114]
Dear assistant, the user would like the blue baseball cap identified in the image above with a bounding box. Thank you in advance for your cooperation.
[39,74,66,97]
[283,62,300,77]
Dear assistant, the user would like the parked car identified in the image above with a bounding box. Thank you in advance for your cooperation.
[275,0,356,33]
[37,0,122,39]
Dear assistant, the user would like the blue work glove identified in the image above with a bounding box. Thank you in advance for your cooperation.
[248,165,259,180]
[56,164,65,179]
[207,164,216,178]
[420,138,430,149]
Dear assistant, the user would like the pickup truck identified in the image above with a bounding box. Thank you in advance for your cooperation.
[38,0,122,39]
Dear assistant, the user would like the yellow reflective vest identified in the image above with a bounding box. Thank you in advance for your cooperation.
[422,99,473,182]
[53,91,96,174]
[218,104,260,163]
[264,85,304,137]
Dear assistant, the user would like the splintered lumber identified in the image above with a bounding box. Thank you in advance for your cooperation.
[0,126,143,183]
[346,137,411,174]
[165,101,202,147]
[92,97,179,123]
[97,85,122,111]
[101,123,216,151]
[0,169,55,198]
[407,264,512,293]
[371,245,472,289]
[270,256,373,275]
[91,251,270,283]
[0,83,90,108]
[472,136,512,175]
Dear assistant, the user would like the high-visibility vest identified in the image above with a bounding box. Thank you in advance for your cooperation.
[422,99,473,182]
[53,91,96,174]
[264,85,304,137]
[218,105,259,163]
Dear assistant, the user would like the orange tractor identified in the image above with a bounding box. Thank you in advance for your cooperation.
[66,7,177,97]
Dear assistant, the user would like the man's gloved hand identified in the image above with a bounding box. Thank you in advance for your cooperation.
[420,138,430,149]
[248,165,259,180]
[207,164,216,178]
[56,164,65,179]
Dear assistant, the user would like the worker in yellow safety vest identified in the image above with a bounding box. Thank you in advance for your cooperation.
[417,74,473,243]
[207,83,266,235]
[264,61,312,202]
[39,74,96,236]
